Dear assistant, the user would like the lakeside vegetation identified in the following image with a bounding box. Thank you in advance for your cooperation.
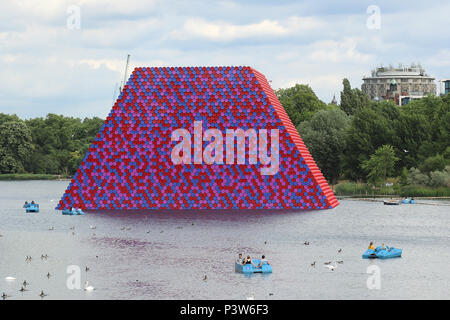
[0,79,449,197]
[0,173,70,181]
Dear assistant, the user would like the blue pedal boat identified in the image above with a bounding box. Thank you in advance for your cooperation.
[362,246,402,259]
[25,203,39,213]
[62,209,85,215]
[235,259,272,274]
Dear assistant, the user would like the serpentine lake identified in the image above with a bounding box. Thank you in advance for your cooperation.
[0,180,449,299]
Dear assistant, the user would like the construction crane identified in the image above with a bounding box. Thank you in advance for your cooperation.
[120,54,130,93]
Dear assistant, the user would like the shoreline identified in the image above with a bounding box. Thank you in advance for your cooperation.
[0,174,71,181]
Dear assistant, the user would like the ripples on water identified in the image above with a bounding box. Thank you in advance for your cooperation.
[0,181,449,299]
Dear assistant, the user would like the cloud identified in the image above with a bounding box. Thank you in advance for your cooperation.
[170,16,323,41]
[0,0,448,119]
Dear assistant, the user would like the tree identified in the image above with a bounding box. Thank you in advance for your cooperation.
[0,121,33,173]
[339,78,370,115]
[276,84,327,127]
[342,100,399,180]
[298,107,350,184]
[362,145,399,186]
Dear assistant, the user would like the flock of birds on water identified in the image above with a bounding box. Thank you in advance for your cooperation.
[2,247,95,300]
[2,214,346,300]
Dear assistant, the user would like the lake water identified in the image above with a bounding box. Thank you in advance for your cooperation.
[0,180,449,300]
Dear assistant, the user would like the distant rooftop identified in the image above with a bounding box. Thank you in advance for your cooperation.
[364,64,434,79]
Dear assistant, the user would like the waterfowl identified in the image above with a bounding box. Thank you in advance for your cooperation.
[311,262,316,267]
[84,281,94,291]
[46,272,51,278]
[5,276,16,281]
[324,263,337,271]
[246,293,255,300]
[2,292,8,299]
[338,249,342,253]
[39,290,47,297]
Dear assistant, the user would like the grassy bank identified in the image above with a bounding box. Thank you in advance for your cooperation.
[334,182,450,197]
[0,174,71,181]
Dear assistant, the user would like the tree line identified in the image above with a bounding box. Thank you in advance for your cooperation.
[276,79,450,188]
[1,79,449,189]
[0,113,103,176]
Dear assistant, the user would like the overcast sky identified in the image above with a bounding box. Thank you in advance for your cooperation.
[1,0,449,119]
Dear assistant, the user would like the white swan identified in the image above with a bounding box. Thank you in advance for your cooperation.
[324,262,337,271]
[84,280,95,291]
[246,292,255,300]
[5,277,16,281]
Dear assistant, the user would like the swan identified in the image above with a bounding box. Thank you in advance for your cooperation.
[246,293,255,300]
[84,280,95,291]
[89,225,96,229]
[324,262,337,271]
[5,276,16,281]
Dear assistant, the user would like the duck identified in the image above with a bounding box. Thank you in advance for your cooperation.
[46,272,51,279]
[202,275,207,281]
[85,266,90,272]
[39,290,47,297]
[338,248,342,253]
[311,262,316,267]
[304,241,310,245]
[1,292,8,299]
[19,286,26,292]
[22,280,29,286]
[246,293,255,300]
[84,281,94,291]
[324,262,337,271]
[89,225,96,230]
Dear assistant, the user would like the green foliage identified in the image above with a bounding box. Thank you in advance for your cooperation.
[0,120,33,173]
[419,154,447,174]
[362,145,399,186]
[0,173,66,180]
[0,113,103,175]
[342,101,399,179]
[407,167,430,185]
[298,107,350,184]
[339,78,370,115]
[276,84,327,127]
[399,167,409,186]
[399,185,450,197]
[23,114,104,175]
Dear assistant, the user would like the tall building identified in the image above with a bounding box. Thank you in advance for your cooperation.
[361,64,436,106]
[439,79,450,96]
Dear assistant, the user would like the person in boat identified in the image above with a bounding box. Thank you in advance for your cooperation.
[31,200,35,204]
[257,255,270,268]
[23,201,29,208]
[368,242,375,250]
[244,255,257,267]
[236,253,244,265]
